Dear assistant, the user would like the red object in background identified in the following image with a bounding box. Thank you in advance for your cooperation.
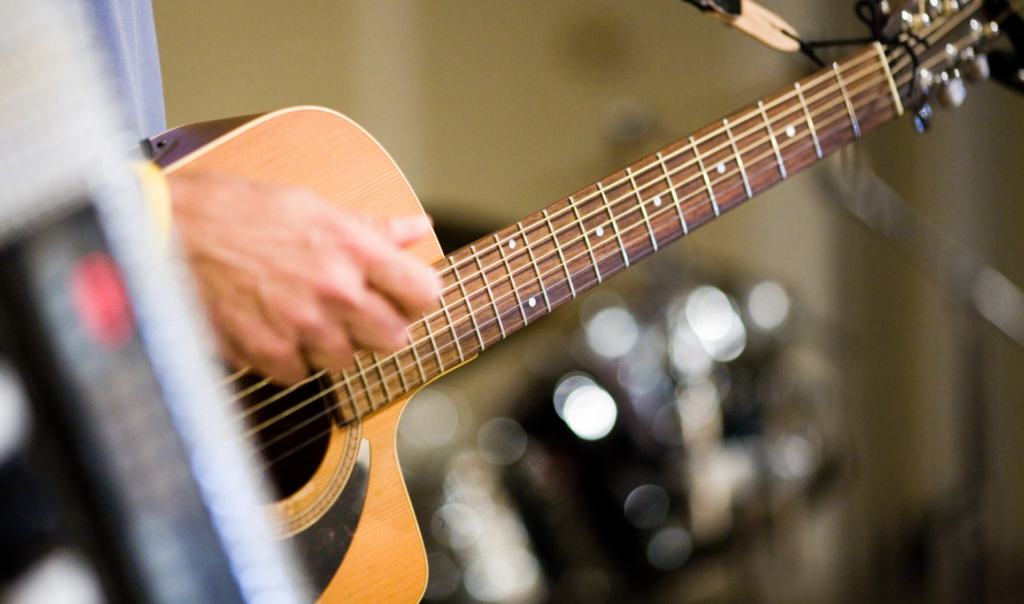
[70,253,134,351]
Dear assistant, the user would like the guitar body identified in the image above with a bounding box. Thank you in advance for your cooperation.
[156,107,445,604]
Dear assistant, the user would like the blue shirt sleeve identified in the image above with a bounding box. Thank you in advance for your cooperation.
[84,0,166,141]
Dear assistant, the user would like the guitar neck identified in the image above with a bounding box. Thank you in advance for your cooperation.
[335,42,905,422]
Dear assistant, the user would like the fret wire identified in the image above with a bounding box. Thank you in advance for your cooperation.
[832,62,862,138]
[349,69,896,410]
[472,245,506,339]
[423,310,447,371]
[758,100,788,180]
[438,293,466,362]
[413,73,894,396]
[334,391,352,424]
[569,196,603,284]
[543,209,577,299]
[495,233,530,325]
[689,136,721,216]
[450,256,486,349]
[872,41,905,117]
[369,352,392,401]
[597,183,631,267]
[794,82,824,159]
[656,152,688,234]
[338,373,362,419]
[518,222,552,312]
[320,130,788,431]
[723,118,753,199]
[430,52,942,333]
[392,352,408,392]
[422,49,884,292]
[472,61,887,301]
[432,68,880,339]
[627,167,659,251]
[270,75,898,441]
[416,54,884,309]
[409,334,428,384]
[253,53,913,468]
[321,72,896,425]
[351,355,376,411]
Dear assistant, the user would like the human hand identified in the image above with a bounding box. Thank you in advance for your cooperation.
[167,171,440,384]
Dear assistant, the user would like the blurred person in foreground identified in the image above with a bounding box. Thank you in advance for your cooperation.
[89,0,440,384]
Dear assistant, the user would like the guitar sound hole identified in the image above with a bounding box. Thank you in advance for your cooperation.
[235,373,336,500]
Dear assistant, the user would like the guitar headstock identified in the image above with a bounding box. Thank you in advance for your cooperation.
[873,0,1012,129]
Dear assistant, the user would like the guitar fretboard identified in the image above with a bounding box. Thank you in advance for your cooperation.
[331,42,904,423]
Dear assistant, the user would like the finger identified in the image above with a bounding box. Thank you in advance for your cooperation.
[366,250,441,319]
[332,289,412,353]
[264,298,357,371]
[299,321,356,372]
[218,310,308,385]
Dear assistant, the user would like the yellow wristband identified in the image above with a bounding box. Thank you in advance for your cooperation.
[132,161,172,239]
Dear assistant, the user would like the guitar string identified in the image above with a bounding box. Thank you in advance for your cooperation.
[253,22,981,467]
[421,0,989,288]
[228,51,889,416]
[409,52,881,288]
[374,0,980,301]
[252,95,890,470]
[226,61,885,423]
[240,61,904,442]
[247,75,901,460]
[237,64,890,431]
[320,2,984,399]
[423,0,987,286]
[234,13,968,442]
[239,5,983,450]
[223,48,881,406]
[249,8,992,464]
[224,0,982,409]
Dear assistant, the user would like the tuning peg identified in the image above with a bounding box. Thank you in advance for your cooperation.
[937,73,967,108]
[902,10,931,32]
[962,53,991,83]
[914,103,933,133]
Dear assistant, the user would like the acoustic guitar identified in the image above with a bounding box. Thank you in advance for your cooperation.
[149,3,1009,602]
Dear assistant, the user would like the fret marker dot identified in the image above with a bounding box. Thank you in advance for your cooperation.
[528,297,536,308]
[716,163,726,174]
[785,125,796,138]
[509,239,516,249]
[595,226,605,237]
[653,196,662,207]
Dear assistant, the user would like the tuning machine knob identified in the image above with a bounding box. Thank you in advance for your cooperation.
[914,103,933,132]
[901,9,930,32]
[961,50,991,83]
[937,72,967,108]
